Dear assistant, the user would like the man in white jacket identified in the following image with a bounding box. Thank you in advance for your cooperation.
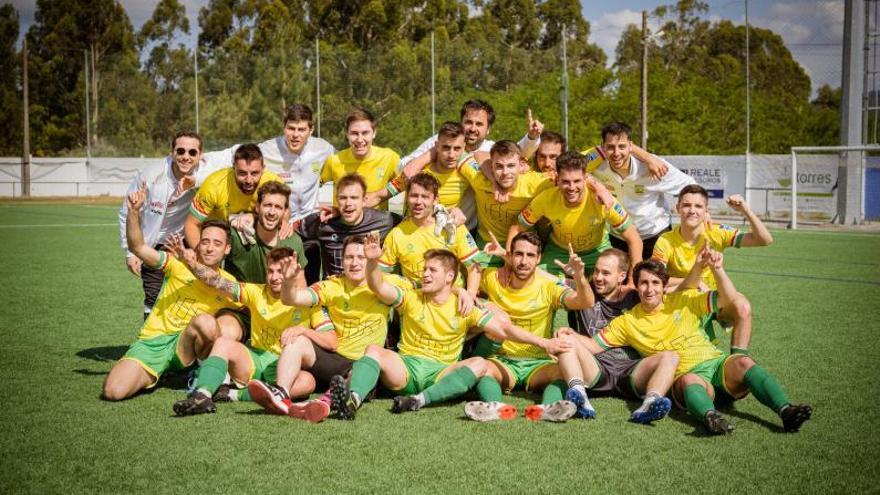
[118,131,204,319]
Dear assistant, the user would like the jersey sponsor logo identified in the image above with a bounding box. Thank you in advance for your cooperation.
[613,203,626,216]
[634,185,645,194]
[586,151,599,161]
[291,310,303,322]
[719,224,736,232]
[376,168,385,179]
[406,242,415,253]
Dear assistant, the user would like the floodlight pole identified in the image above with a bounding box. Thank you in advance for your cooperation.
[84,49,91,160]
[561,25,569,143]
[194,46,200,133]
[316,37,321,138]
[641,11,648,148]
[431,31,436,134]
[21,38,30,198]
[745,0,752,206]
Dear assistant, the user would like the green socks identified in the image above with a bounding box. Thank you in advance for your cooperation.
[475,376,503,402]
[744,364,789,412]
[195,356,228,395]
[350,356,381,401]
[471,335,502,358]
[422,367,478,405]
[541,380,565,405]
[683,383,715,419]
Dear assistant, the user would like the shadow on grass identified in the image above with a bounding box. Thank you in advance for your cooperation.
[76,345,127,362]
[720,407,786,433]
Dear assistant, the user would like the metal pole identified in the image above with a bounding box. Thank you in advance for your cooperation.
[641,11,648,148]
[561,25,569,143]
[744,0,751,206]
[84,49,91,160]
[431,31,436,134]
[194,46,200,133]
[21,38,30,198]
[315,37,321,138]
[790,149,797,229]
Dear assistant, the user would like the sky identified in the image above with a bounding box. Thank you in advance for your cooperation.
[8,0,844,93]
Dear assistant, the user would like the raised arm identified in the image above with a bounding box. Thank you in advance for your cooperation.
[119,172,143,276]
[554,244,595,310]
[630,143,668,181]
[364,232,400,306]
[279,252,320,307]
[675,244,711,292]
[125,187,163,268]
[708,251,737,308]
[727,195,773,247]
[166,234,238,300]
[620,224,643,283]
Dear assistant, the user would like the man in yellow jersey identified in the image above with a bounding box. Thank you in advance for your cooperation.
[457,140,554,266]
[248,236,402,421]
[102,190,239,401]
[320,108,399,210]
[587,255,811,434]
[509,151,643,280]
[168,246,332,418]
[653,183,772,350]
[183,144,280,247]
[331,238,571,419]
[463,232,594,422]
[368,121,473,229]
[378,173,482,293]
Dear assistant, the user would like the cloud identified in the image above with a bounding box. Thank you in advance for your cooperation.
[590,9,662,66]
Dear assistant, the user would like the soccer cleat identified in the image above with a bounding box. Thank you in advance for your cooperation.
[173,391,216,416]
[463,401,518,422]
[288,399,331,423]
[329,375,358,420]
[247,380,292,415]
[212,384,234,403]
[704,410,734,435]
[779,404,812,433]
[524,401,577,422]
[565,388,596,419]
[631,397,672,424]
[391,395,422,414]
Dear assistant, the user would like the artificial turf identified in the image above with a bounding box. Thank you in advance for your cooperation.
[0,203,878,494]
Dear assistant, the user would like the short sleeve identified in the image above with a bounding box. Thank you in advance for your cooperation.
[378,231,400,272]
[519,194,546,228]
[652,234,672,263]
[454,226,480,265]
[605,200,632,235]
[189,182,215,221]
[594,318,629,350]
[311,306,334,332]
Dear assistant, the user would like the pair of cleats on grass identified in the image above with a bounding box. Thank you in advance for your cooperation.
[173,380,331,423]
[701,404,813,435]
[463,389,672,424]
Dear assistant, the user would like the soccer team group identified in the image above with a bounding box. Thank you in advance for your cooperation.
[103,100,812,434]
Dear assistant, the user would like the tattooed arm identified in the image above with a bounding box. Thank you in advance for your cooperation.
[167,234,239,301]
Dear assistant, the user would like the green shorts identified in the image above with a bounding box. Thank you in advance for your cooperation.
[473,232,505,268]
[121,333,188,386]
[539,240,608,277]
[489,356,555,393]
[398,355,451,395]
[246,347,280,384]
[682,354,748,405]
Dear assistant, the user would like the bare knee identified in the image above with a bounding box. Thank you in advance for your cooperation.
[658,351,679,367]
[210,336,238,358]
[364,344,384,360]
[463,357,488,377]
[727,355,756,377]
[101,377,131,401]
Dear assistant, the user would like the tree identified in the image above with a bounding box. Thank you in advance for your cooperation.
[0,4,22,155]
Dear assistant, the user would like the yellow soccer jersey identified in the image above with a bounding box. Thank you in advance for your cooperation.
[305,275,392,360]
[652,224,744,289]
[189,168,281,222]
[392,288,493,365]
[234,283,333,355]
[139,253,240,339]
[518,187,632,253]
[320,146,399,210]
[480,268,572,359]
[595,290,722,378]
[458,156,553,242]
[378,218,480,283]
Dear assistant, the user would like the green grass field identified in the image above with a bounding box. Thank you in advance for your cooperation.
[1,203,879,494]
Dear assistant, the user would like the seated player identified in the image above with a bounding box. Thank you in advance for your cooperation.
[248,235,404,421]
[297,173,399,277]
[586,256,811,434]
[508,151,642,279]
[102,189,238,401]
[379,173,481,293]
[584,122,696,259]
[371,121,474,229]
[320,108,399,211]
[463,232,594,422]
[170,246,331,417]
[331,238,571,419]
[653,184,772,349]
[183,144,280,247]
[457,141,554,267]
[217,181,308,342]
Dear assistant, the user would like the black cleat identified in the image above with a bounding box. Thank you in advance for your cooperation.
[391,395,421,414]
[704,410,734,435]
[212,384,234,403]
[780,404,812,432]
[329,375,358,420]
[173,391,216,416]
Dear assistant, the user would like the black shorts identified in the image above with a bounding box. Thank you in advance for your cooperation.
[141,245,167,317]
[309,343,354,387]
[590,349,641,399]
[215,307,251,343]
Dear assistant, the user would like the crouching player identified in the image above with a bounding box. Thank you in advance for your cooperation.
[587,255,811,434]
[332,235,571,419]
[463,232,594,422]
[170,244,332,417]
[103,189,238,401]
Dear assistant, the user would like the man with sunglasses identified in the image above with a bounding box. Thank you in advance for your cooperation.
[118,131,205,319]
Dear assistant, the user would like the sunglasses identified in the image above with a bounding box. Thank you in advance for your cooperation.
[175,148,199,157]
